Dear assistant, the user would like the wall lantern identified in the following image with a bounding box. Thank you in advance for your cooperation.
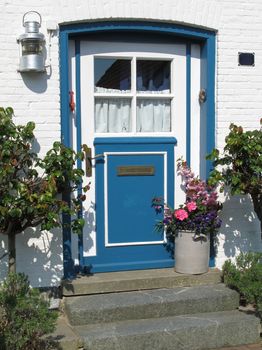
[17,11,46,73]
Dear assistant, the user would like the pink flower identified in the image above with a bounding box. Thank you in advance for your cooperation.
[186,201,197,212]
[174,209,188,221]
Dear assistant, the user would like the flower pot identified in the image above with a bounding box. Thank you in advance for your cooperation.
[174,230,210,274]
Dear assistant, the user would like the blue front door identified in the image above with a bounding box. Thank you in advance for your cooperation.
[62,25,215,278]
[83,138,176,272]
[77,39,188,273]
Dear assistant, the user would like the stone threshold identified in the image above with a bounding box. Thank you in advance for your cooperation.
[62,267,222,296]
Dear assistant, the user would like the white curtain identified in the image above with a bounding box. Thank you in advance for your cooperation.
[95,98,131,133]
[95,97,171,133]
[137,99,171,132]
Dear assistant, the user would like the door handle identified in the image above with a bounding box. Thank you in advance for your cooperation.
[92,153,104,159]
[83,146,104,177]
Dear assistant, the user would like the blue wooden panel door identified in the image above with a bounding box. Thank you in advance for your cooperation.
[83,138,176,272]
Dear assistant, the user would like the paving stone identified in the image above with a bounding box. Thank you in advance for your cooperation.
[65,284,239,326]
[48,316,83,350]
[62,268,222,296]
[73,310,260,350]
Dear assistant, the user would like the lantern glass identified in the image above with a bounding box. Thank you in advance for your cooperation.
[21,40,43,55]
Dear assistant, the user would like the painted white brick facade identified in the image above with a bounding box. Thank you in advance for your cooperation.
[0,0,261,286]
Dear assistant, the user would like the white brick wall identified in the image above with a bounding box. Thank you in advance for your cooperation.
[214,0,262,267]
[0,0,261,286]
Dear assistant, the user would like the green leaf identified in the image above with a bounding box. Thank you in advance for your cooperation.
[9,208,22,218]
[206,148,219,160]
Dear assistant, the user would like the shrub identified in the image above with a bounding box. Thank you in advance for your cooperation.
[0,273,58,350]
[0,107,89,273]
[207,121,262,238]
[222,252,262,319]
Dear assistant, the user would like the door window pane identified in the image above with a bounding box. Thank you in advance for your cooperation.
[95,98,131,133]
[93,57,173,134]
[94,58,131,93]
[137,60,171,93]
[136,99,171,132]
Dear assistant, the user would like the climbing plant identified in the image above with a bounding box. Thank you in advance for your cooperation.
[207,120,262,238]
[0,107,89,273]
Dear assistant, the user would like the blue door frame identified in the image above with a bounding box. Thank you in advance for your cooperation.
[59,20,216,279]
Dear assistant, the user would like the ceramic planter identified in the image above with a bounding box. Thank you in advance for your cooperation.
[174,229,210,274]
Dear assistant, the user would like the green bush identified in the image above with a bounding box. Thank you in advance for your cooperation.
[0,107,88,273]
[0,273,58,350]
[222,252,262,318]
[207,122,262,239]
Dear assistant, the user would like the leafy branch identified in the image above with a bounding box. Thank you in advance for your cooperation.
[207,120,262,238]
[0,107,88,272]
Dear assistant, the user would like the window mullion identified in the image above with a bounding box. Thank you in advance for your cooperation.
[131,56,137,133]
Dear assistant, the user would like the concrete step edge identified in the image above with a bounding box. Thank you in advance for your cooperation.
[62,268,222,296]
[64,284,239,326]
[73,310,261,350]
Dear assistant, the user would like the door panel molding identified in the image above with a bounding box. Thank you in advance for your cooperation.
[104,151,167,247]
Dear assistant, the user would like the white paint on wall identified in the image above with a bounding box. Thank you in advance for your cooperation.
[0,0,261,286]
[0,229,63,287]
[216,193,262,269]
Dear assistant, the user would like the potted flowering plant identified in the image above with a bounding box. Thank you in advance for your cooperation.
[153,159,221,274]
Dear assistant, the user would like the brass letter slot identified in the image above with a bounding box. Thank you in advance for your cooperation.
[117,165,155,176]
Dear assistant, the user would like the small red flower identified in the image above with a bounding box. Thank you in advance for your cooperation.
[186,201,197,212]
[174,209,188,221]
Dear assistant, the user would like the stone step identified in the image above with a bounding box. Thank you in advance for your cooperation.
[62,268,221,296]
[73,310,260,350]
[65,284,239,326]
